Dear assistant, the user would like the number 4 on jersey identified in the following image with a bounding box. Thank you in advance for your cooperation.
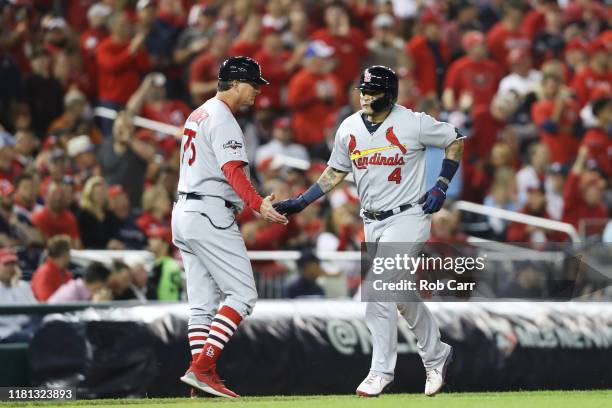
[183,128,196,166]
[388,167,402,184]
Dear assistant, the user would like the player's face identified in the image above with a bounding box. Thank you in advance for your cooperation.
[237,81,261,106]
[359,89,384,114]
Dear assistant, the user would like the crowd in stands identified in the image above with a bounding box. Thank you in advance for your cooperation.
[0,0,610,308]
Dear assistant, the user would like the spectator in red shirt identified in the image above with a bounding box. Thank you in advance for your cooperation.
[486,2,531,69]
[96,12,150,134]
[230,14,262,58]
[531,72,581,164]
[253,30,296,110]
[127,72,190,156]
[580,97,612,177]
[31,181,82,248]
[310,2,367,90]
[563,38,589,83]
[506,183,559,243]
[189,32,231,106]
[287,41,343,150]
[30,234,73,301]
[405,10,450,98]
[532,4,566,66]
[571,37,611,108]
[79,3,111,97]
[443,31,503,112]
[136,185,171,236]
[562,146,608,237]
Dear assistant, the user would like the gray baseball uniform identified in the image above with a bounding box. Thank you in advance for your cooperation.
[172,98,257,332]
[328,104,458,378]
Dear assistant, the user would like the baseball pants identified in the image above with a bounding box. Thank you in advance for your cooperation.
[171,195,257,327]
[363,205,449,379]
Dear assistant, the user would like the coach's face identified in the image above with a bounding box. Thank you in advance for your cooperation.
[236,80,261,107]
[360,90,384,115]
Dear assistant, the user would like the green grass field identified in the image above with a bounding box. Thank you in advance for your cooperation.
[1,391,611,408]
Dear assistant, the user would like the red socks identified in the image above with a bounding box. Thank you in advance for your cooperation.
[194,306,242,371]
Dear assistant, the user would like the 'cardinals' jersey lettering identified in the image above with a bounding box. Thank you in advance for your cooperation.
[177,98,249,209]
[328,105,457,212]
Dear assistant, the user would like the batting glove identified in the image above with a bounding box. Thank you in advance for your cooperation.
[419,181,447,214]
[273,195,308,216]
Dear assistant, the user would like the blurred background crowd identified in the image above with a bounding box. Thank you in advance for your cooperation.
[0,0,610,315]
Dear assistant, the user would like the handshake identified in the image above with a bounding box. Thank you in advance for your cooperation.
[272,194,309,216]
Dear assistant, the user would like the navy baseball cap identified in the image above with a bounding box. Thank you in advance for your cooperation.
[218,56,269,85]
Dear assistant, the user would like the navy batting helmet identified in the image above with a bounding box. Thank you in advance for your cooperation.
[218,56,269,85]
[355,66,398,112]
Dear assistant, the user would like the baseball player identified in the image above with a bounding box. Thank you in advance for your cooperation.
[274,66,464,397]
[172,56,287,398]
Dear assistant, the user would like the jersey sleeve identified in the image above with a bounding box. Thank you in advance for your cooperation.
[418,113,461,148]
[210,121,249,168]
[327,129,352,172]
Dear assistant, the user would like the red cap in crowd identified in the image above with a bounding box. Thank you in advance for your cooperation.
[146,225,172,244]
[506,48,531,65]
[274,117,291,129]
[108,184,125,199]
[419,8,443,25]
[0,248,18,265]
[565,38,588,55]
[462,31,485,50]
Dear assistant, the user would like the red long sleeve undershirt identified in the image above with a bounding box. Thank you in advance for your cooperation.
[222,161,263,212]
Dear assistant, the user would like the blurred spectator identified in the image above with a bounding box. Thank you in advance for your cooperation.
[282,250,325,299]
[498,49,541,100]
[124,254,151,300]
[0,132,19,183]
[499,261,546,298]
[287,41,343,151]
[483,167,517,239]
[311,2,367,90]
[31,235,73,301]
[38,149,68,197]
[137,185,171,234]
[48,89,102,145]
[127,72,190,156]
[13,129,38,170]
[506,183,558,243]
[96,12,150,134]
[98,111,155,209]
[189,32,231,105]
[545,162,566,221]
[571,36,611,108]
[562,146,608,236]
[430,208,468,244]
[108,259,141,301]
[406,10,450,98]
[31,181,82,247]
[48,261,112,303]
[12,172,41,224]
[580,97,612,177]
[79,3,111,93]
[147,225,182,301]
[23,48,64,139]
[255,117,309,168]
[230,14,262,57]
[174,4,217,69]
[253,29,297,110]
[365,13,406,72]
[443,0,483,56]
[486,2,530,68]
[531,71,581,164]
[67,134,101,188]
[0,248,38,342]
[443,31,503,112]
[563,38,589,82]
[138,0,184,73]
[516,143,550,206]
[76,176,122,249]
[532,3,565,65]
[107,184,147,250]
[282,9,309,51]
[0,181,16,246]
[262,0,288,32]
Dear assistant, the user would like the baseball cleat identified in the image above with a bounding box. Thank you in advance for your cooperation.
[356,372,393,397]
[180,365,239,399]
[424,345,454,396]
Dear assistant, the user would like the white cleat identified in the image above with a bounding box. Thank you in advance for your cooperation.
[424,345,454,397]
[356,372,393,397]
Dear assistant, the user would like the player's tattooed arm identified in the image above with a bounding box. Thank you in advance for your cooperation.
[318,166,348,193]
[438,139,464,185]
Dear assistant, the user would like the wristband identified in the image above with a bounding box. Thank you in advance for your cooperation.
[439,159,459,183]
[301,183,324,205]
